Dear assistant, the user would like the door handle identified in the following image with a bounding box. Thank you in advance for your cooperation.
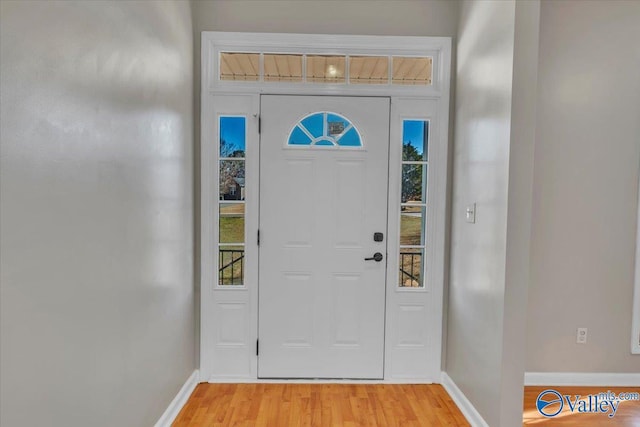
[364,252,384,262]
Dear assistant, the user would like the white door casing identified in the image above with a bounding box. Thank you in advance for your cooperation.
[200,33,451,383]
[258,95,390,379]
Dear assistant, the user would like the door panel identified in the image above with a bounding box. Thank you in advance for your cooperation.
[259,95,390,379]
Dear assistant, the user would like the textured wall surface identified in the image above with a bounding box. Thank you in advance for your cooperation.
[447,1,516,425]
[0,1,195,426]
[526,0,640,374]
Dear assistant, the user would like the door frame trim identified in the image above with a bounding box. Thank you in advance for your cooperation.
[200,32,451,383]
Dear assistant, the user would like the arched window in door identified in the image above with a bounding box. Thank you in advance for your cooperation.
[287,112,362,148]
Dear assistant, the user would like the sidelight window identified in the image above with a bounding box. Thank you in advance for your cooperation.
[219,116,246,285]
[399,120,429,287]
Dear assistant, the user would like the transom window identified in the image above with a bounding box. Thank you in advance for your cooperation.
[287,112,362,148]
[219,52,432,86]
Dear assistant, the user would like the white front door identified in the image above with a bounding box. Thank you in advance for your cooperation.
[258,95,390,379]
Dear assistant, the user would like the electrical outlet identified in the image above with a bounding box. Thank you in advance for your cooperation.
[577,327,588,344]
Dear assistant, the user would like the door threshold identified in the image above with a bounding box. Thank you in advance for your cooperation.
[205,377,436,384]
[258,377,384,381]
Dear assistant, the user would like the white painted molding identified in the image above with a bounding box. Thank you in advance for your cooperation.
[440,372,489,427]
[201,32,451,383]
[154,370,200,427]
[525,372,640,387]
[202,31,451,96]
[207,376,437,384]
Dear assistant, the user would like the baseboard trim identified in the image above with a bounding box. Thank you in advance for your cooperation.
[440,372,489,427]
[154,369,200,427]
[525,372,640,387]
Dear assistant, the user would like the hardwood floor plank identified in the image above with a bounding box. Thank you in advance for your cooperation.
[173,383,469,426]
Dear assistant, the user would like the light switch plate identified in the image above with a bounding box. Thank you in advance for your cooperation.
[465,203,476,224]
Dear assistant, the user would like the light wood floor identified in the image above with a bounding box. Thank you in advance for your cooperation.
[173,383,640,426]
[173,383,470,426]
[524,386,640,426]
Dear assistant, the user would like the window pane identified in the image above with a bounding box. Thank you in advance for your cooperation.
[288,126,312,146]
[392,56,432,85]
[306,55,346,83]
[400,206,426,246]
[326,113,350,135]
[337,127,361,147]
[220,52,259,81]
[402,164,427,203]
[220,116,246,157]
[219,245,245,285]
[219,203,244,243]
[402,120,429,161]
[349,56,389,84]
[300,113,324,137]
[264,54,303,82]
[399,248,424,287]
[219,160,245,200]
[288,112,362,148]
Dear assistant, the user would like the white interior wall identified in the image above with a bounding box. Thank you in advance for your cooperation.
[0,1,195,426]
[498,1,540,423]
[526,0,640,374]
[447,1,515,424]
[7,0,637,424]
[447,1,540,425]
